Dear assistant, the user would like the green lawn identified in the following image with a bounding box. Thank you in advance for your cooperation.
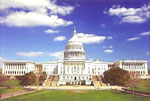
[137,80,150,87]
[0,88,24,94]
[133,87,150,93]
[2,90,150,101]
[129,79,150,93]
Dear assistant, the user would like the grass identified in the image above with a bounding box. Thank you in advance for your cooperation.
[0,87,24,94]
[129,79,150,93]
[1,90,150,101]
[137,80,150,87]
[133,87,150,93]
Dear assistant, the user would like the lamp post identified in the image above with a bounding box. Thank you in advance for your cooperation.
[132,72,135,96]
[36,65,41,90]
[132,61,138,96]
[37,73,40,90]
[132,62,135,96]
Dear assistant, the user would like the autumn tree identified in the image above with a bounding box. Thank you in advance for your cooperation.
[104,67,131,86]
[0,75,8,86]
[20,72,37,86]
[39,72,47,85]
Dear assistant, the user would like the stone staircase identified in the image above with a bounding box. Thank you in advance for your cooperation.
[92,75,106,87]
[43,75,59,87]
[51,75,59,86]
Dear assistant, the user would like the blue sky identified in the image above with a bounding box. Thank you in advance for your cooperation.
[0,0,150,67]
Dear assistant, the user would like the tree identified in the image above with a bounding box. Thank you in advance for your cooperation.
[2,80,20,88]
[104,67,131,86]
[39,72,47,85]
[129,72,140,87]
[16,76,24,81]
[129,71,140,95]
[148,69,150,74]
[20,72,37,86]
[0,68,2,74]
[0,75,8,86]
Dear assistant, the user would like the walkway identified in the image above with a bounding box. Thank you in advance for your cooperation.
[0,88,36,100]
[25,85,123,90]
[120,89,150,97]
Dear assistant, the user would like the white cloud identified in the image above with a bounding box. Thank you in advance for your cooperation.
[107,36,113,40]
[102,46,113,48]
[48,51,64,60]
[109,46,113,48]
[0,0,74,27]
[146,51,150,56]
[92,47,95,49]
[104,49,113,53]
[0,11,73,27]
[49,5,74,16]
[101,24,105,28]
[45,29,60,34]
[107,5,139,16]
[16,52,44,57]
[0,0,49,11]
[0,0,74,15]
[77,33,106,44]
[102,46,106,48]
[15,51,64,59]
[127,37,140,41]
[105,3,150,23]
[121,16,146,23]
[75,3,80,7]
[53,36,66,41]
[140,31,150,36]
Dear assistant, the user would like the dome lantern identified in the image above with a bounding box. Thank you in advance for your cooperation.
[73,26,77,36]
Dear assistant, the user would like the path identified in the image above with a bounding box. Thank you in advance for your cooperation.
[118,89,150,97]
[0,88,36,100]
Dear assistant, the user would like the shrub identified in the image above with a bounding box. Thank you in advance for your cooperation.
[2,80,20,88]
[0,75,8,86]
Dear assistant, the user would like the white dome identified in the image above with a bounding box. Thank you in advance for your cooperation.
[67,40,83,48]
[64,27,86,60]
[67,29,83,46]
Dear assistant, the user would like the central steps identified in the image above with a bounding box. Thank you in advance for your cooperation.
[92,75,106,87]
[43,75,59,87]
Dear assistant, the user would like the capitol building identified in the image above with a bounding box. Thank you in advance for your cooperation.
[2,28,149,86]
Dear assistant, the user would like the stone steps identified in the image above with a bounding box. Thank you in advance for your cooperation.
[44,75,59,87]
[92,75,106,87]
